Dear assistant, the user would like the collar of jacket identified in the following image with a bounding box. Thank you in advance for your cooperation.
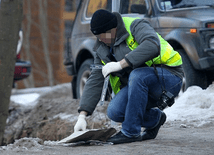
[113,12,129,46]
[93,12,129,51]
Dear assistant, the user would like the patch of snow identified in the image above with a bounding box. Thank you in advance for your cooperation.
[9,83,214,128]
[10,93,40,107]
[44,140,60,146]
[11,83,71,95]
[164,84,214,127]
[53,113,78,122]
[0,138,44,151]
[10,83,71,107]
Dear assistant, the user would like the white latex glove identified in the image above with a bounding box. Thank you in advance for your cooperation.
[74,114,87,132]
[102,62,122,78]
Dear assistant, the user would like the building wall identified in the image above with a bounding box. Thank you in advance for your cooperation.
[17,0,76,88]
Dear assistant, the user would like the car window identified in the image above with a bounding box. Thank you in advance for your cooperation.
[158,0,214,11]
[120,0,147,14]
[86,0,112,18]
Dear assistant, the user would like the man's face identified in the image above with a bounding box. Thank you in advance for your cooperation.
[96,28,117,46]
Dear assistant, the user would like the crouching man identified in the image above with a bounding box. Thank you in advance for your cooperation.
[74,9,183,144]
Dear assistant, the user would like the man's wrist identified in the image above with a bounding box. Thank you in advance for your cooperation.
[80,111,88,116]
[120,59,129,69]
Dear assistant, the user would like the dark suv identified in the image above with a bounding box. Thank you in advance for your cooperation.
[64,0,214,99]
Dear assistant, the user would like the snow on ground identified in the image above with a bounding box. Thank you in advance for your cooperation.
[0,137,44,152]
[10,82,214,128]
[164,84,214,127]
[10,93,40,107]
[10,83,71,107]
[1,83,213,151]
[11,83,71,95]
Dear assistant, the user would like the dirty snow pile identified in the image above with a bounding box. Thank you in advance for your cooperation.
[9,82,214,127]
[10,83,71,107]
[1,82,213,151]
[0,138,44,152]
[164,84,214,127]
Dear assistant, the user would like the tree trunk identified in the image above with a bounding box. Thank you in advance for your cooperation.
[38,0,54,86]
[0,0,23,145]
[22,0,35,88]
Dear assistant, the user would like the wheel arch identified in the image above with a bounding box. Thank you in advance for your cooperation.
[75,49,94,74]
[164,30,201,70]
[72,49,94,99]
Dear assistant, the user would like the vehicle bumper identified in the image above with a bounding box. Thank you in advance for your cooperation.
[14,61,31,81]
[65,63,75,76]
[199,56,214,70]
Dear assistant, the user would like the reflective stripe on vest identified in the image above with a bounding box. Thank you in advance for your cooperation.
[122,17,182,67]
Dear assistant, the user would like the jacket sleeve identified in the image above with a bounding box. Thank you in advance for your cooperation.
[124,19,160,68]
[78,53,104,116]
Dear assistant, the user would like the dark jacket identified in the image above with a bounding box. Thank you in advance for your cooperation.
[78,12,183,115]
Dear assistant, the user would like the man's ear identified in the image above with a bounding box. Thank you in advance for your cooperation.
[111,28,117,38]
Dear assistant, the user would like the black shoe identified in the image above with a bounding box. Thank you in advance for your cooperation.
[107,131,142,144]
[141,112,166,140]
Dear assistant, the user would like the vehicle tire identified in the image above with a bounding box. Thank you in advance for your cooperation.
[206,69,214,86]
[76,59,94,98]
[178,49,208,91]
[71,76,77,99]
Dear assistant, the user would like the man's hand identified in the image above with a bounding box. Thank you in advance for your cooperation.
[102,62,122,78]
[74,114,87,132]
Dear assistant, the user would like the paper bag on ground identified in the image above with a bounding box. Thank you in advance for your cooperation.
[58,128,116,144]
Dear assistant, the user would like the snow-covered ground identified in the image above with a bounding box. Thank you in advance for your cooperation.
[10,82,214,127]
[1,82,213,152]
[10,83,71,107]
[165,84,214,127]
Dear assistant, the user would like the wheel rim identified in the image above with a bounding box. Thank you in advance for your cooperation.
[79,70,91,97]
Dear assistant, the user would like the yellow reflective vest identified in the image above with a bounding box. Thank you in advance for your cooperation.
[102,17,182,95]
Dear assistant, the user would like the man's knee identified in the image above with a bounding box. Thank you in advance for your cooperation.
[107,107,116,121]
[107,107,123,122]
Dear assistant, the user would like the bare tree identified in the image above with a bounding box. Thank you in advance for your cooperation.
[0,0,23,145]
[22,0,35,88]
[38,0,54,86]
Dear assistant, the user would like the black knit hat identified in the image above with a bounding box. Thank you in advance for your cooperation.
[90,9,117,35]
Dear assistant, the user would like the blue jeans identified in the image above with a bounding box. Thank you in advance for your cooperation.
[107,67,182,138]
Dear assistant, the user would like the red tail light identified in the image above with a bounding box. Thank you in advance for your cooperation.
[14,66,22,75]
[16,53,21,60]
[22,68,27,73]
